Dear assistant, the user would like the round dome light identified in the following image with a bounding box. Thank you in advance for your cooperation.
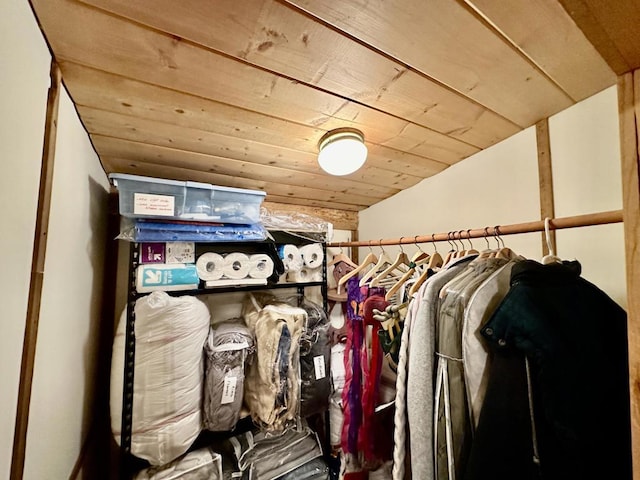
[317,128,368,176]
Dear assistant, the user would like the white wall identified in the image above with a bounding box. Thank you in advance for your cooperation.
[1,1,111,478]
[24,86,110,479]
[358,86,626,307]
[549,86,626,306]
[360,126,542,261]
[0,0,51,477]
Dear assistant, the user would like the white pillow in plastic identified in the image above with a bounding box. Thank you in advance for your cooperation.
[111,291,211,465]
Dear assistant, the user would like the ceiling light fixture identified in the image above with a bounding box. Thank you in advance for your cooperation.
[317,128,368,176]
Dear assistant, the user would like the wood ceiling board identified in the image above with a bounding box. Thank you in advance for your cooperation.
[286,0,575,127]
[557,0,631,75]
[33,0,474,167]
[263,201,358,231]
[103,157,370,210]
[60,62,325,151]
[579,0,640,72]
[93,136,397,201]
[262,197,362,213]
[78,106,425,191]
[80,0,520,149]
[380,122,480,163]
[61,63,450,178]
[464,0,616,101]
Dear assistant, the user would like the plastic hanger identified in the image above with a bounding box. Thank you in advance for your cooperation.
[541,217,562,264]
[371,239,412,287]
[359,241,393,286]
[337,240,378,293]
[327,245,358,268]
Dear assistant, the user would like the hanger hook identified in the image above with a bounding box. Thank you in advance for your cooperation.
[446,232,455,252]
[414,235,426,254]
[368,239,373,253]
[379,238,386,253]
[494,226,505,248]
[458,230,466,250]
[482,227,490,249]
[466,229,474,250]
[399,236,405,253]
[431,233,439,253]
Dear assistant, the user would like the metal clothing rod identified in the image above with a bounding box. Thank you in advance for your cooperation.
[327,209,623,248]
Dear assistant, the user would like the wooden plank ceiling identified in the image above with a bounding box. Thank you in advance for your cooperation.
[29,0,638,220]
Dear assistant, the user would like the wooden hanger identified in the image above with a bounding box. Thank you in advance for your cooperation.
[359,243,393,286]
[327,245,358,268]
[385,237,431,300]
[337,241,378,293]
[409,234,444,296]
[371,239,412,287]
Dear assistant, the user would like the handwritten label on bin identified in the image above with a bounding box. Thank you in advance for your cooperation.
[134,193,175,216]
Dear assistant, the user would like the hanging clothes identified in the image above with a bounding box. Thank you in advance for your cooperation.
[341,276,385,461]
[404,256,475,480]
[434,256,508,480]
[467,260,632,480]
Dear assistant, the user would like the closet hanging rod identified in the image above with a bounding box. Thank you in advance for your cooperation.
[327,209,623,248]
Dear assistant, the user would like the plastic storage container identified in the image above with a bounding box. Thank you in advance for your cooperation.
[110,173,266,224]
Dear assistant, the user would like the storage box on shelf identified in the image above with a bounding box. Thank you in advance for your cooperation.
[110,173,266,224]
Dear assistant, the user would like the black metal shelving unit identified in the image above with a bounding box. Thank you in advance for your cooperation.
[118,236,329,479]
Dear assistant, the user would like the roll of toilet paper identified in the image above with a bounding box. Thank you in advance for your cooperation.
[248,254,274,279]
[196,252,226,281]
[287,267,312,283]
[223,252,252,280]
[278,244,303,272]
[299,243,324,269]
[310,266,323,282]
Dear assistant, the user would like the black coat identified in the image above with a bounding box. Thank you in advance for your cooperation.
[465,260,631,480]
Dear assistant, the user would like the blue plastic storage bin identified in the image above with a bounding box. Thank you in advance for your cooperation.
[109,173,266,224]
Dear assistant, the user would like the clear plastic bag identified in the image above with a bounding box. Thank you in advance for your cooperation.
[242,294,307,430]
[203,320,254,431]
[133,447,223,480]
[281,296,331,418]
[260,208,333,242]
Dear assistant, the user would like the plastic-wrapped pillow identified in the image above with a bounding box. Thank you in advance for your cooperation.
[111,291,210,465]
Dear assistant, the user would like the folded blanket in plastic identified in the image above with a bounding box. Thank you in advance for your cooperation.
[221,428,323,480]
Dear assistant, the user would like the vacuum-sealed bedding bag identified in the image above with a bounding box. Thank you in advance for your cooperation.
[111,291,210,465]
[204,320,254,431]
[133,446,223,480]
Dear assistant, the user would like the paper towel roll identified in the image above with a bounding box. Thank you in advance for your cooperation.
[299,243,324,269]
[278,244,303,272]
[196,252,225,281]
[223,252,251,280]
[248,254,274,279]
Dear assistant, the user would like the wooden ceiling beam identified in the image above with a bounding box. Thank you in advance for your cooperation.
[93,135,400,200]
[262,201,358,231]
[285,0,575,126]
[32,0,478,166]
[77,106,425,191]
[462,0,615,102]
[79,0,520,149]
